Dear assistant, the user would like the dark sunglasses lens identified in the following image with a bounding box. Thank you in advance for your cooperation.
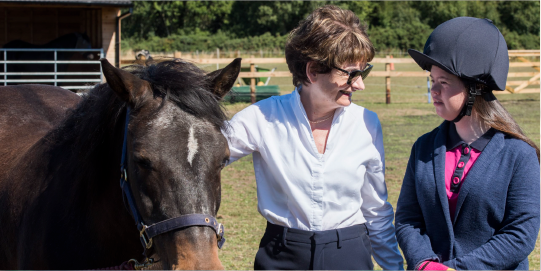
[349,71,363,84]
[361,65,373,79]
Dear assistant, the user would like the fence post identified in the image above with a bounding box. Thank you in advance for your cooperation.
[54,50,57,86]
[386,55,391,104]
[216,48,220,70]
[427,75,431,104]
[4,50,7,86]
[250,59,256,104]
[174,51,181,59]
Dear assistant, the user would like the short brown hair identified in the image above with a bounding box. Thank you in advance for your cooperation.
[285,5,375,87]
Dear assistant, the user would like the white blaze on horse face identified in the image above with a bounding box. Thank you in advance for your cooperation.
[187,125,199,166]
[152,105,174,128]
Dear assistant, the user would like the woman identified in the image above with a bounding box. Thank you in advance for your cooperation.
[224,5,403,270]
[395,17,540,270]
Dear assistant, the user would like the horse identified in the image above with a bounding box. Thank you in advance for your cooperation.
[0,85,81,181]
[0,57,241,269]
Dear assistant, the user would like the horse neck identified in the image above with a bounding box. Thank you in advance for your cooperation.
[45,86,128,211]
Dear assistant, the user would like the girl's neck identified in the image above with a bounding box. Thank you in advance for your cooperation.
[299,84,338,122]
[454,111,490,145]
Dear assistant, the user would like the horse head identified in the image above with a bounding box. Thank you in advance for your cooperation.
[101,58,240,269]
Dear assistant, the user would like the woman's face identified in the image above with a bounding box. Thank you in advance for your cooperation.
[309,62,366,108]
[430,66,467,121]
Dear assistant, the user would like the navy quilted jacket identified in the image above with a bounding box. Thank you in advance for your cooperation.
[395,121,540,270]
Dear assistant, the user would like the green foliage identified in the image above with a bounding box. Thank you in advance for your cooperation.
[121,1,540,52]
[367,2,434,51]
[122,31,287,52]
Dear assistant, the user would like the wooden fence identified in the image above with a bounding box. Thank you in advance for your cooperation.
[121,50,539,104]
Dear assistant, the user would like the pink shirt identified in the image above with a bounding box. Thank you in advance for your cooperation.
[444,124,495,221]
[445,146,481,220]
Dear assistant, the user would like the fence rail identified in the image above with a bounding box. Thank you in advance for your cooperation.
[140,50,537,103]
[1,48,104,91]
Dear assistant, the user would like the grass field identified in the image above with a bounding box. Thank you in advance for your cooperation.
[210,60,540,270]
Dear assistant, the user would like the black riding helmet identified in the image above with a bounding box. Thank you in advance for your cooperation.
[408,17,509,122]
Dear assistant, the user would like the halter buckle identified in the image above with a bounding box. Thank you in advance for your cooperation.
[217,223,226,249]
[139,224,153,249]
[120,168,127,182]
[129,257,155,270]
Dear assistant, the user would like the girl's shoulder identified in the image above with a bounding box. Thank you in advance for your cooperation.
[414,121,445,145]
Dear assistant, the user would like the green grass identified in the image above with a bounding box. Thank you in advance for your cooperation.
[215,60,540,270]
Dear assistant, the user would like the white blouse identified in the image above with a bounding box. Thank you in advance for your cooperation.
[223,88,403,270]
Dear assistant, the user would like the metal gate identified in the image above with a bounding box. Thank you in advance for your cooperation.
[1,48,104,92]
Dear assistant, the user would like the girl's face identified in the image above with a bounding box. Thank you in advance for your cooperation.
[430,66,468,121]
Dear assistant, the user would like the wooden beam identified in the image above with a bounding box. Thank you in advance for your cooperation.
[507,72,539,77]
[239,71,292,78]
[514,73,541,92]
[497,88,540,94]
[192,58,287,64]
[515,56,540,71]
[371,58,415,63]
[507,80,540,85]
[370,71,429,77]
[509,62,540,68]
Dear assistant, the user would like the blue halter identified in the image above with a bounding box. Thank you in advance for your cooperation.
[119,107,225,256]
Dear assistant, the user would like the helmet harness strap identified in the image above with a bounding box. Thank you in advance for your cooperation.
[452,83,484,123]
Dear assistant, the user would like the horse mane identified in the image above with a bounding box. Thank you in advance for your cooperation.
[48,60,228,168]
[123,59,228,130]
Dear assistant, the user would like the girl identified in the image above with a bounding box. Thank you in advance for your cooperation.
[395,17,540,270]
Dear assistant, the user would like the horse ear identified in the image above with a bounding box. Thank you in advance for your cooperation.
[100,58,150,104]
[207,58,242,98]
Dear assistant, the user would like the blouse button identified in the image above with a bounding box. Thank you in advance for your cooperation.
[452,176,460,184]
[463,147,470,154]
[457,161,465,168]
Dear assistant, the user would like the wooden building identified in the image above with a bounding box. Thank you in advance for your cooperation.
[0,0,132,67]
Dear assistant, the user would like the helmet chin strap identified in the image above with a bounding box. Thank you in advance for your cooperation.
[452,83,484,123]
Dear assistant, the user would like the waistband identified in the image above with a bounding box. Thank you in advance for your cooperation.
[265,222,368,245]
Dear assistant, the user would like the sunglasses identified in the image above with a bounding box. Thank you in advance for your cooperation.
[332,64,373,85]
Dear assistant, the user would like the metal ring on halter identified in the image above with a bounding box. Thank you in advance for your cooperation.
[139,223,153,249]
[128,257,155,270]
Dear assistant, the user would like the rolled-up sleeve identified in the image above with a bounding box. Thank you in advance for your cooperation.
[361,118,404,270]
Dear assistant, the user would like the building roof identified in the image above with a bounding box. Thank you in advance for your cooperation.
[0,0,132,7]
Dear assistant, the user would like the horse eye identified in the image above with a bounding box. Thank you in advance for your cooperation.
[220,158,229,170]
[134,157,153,169]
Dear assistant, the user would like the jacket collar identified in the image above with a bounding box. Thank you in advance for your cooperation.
[446,122,496,151]
[434,121,504,227]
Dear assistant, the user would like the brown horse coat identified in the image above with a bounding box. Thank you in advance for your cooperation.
[0,58,241,269]
[0,85,80,181]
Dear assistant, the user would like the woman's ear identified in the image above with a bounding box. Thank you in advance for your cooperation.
[306,61,318,84]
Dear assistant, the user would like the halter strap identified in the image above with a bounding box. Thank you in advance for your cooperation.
[118,107,226,255]
[144,214,225,248]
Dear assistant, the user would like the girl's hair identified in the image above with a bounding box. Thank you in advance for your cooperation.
[473,95,540,161]
[285,5,375,87]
